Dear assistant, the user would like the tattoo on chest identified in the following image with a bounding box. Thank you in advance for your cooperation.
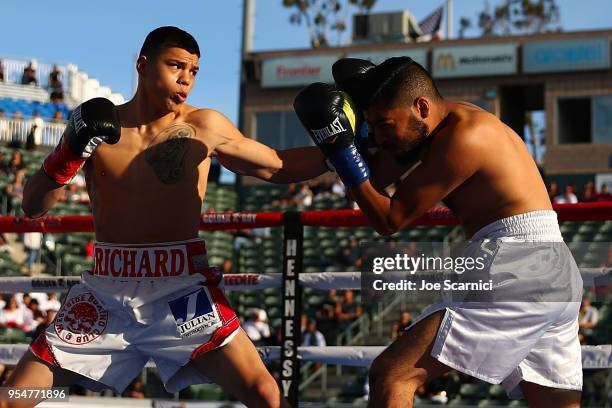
[145,123,196,184]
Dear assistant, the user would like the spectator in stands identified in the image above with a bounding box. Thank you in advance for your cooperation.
[0,151,7,175]
[84,239,94,259]
[20,60,37,86]
[272,183,297,207]
[398,311,412,333]
[6,150,24,174]
[580,181,597,202]
[390,311,413,342]
[547,180,558,202]
[335,289,363,330]
[337,236,360,267]
[596,184,612,201]
[65,182,88,203]
[0,294,33,330]
[207,156,221,183]
[26,111,43,150]
[0,110,8,142]
[44,293,61,312]
[48,65,62,92]
[553,184,578,204]
[124,377,146,399]
[5,168,26,214]
[0,109,10,143]
[8,112,24,148]
[389,321,401,342]
[315,289,338,344]
[300,313,309,335]
[0,365,15,393]
[27,299,45,333]
[578,297,599,344]
[301,317,326,373]
[30,309,57,346]
[50,89,64,103]
[23,232,42,274]
[302,318,326,347]
[331,176,345,197]
[21,293,32,308]
[296,183,313,207]
[222,257,234,274]
[242,308,270,346]
[306,178,324,196]
[50,110,64,123]
[0,59,5,82]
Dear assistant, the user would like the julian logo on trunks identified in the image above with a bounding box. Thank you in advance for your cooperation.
[168,287,221,338]
[54,292,108,345]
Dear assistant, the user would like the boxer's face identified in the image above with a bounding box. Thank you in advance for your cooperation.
[139,46,199,112]
[365,103,430,157]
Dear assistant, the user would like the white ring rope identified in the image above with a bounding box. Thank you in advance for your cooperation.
[0,268,609,293]
[0,344,609,369]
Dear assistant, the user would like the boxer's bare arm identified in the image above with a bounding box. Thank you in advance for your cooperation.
[22,168,65,218]
[350,126,482,235]
[201,109,329,183]
[366,149,421,193]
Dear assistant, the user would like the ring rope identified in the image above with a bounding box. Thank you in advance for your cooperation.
[1,202,612,232]
[0,269,609,293]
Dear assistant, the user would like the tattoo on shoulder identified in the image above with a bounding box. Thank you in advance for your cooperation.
[145,123,196,184]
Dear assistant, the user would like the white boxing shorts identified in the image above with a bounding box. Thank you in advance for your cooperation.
[410,210,584,398]
[30,239,240,393]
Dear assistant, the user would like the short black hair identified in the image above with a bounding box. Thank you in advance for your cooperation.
[365,56,442,108]
[139,26,200,59]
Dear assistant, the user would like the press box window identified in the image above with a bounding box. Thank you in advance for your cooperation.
[557,97,591,144]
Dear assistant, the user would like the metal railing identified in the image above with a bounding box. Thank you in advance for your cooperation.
[0,118,65,147]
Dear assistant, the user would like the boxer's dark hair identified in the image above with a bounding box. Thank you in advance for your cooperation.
[365,57,442,108]
[140,26,200,59]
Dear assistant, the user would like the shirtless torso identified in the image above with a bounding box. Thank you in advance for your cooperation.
[362,101,552,238]
[10,28,326,408]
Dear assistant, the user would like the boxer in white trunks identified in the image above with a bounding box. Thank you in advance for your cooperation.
[293,57,583,407]
[4,26,331,408]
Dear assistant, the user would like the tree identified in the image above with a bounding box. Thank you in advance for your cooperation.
[463,0,561,37]
[282,0,377,48]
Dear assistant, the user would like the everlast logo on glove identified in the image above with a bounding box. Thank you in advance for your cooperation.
[310,117,347,144]
[71,105,87,134]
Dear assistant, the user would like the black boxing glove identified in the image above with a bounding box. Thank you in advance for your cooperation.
[333,58,376,153]
[43,97,120,184]
[294,82,370,189]
[332,58,375,103]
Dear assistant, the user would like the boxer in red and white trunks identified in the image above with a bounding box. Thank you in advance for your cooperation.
[293,57,583,407]
[4,26,330,408]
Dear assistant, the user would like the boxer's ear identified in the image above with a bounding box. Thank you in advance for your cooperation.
[136,56,148,76]
[414,97,430,120]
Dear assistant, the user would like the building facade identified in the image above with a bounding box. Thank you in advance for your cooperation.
[241,29,612,187]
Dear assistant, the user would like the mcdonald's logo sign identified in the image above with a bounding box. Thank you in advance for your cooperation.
[435,53,456,71]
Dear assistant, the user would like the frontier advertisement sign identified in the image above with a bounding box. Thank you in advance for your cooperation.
[432,44,517,78]
[261,55,336,88]
[523,38,610,73]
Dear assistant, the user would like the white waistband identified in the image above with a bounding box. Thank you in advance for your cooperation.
[470,210,563,242]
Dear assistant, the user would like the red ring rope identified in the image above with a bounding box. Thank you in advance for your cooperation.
[0,202,610,233]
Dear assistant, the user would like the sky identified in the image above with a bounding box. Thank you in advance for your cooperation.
[1,0,611,125]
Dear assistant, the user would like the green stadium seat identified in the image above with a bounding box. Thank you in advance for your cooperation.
[1,328,27,344]
[508,400,528,407]
[459,383,487,398]
[478,399,507,407]
[488,384,506,399]
[190,384,223,400]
